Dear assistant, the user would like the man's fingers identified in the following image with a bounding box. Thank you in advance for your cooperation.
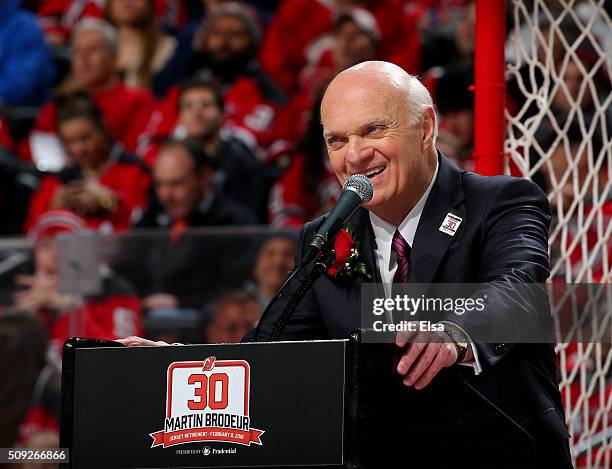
[397,336,426,375]
[15,275,35,286]
[395,325,417,348]
[414,344,457,390]
[403,342,441,386]
[115,336,170,347]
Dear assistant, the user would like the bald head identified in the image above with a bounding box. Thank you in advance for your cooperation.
[322,61,437,137]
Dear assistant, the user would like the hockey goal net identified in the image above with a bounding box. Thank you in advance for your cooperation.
[504,0,611,466]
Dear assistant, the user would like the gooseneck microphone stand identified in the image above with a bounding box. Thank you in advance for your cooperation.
[252,245,336,342]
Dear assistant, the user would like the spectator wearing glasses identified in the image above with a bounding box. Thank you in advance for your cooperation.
[24,18,154,160]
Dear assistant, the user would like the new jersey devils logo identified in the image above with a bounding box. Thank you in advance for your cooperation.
[202,356,216,371]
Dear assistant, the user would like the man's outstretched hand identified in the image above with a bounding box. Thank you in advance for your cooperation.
[115,336,171,347]
[395,329,470,390]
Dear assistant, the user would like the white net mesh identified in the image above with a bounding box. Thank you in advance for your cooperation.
[505,0,611,466]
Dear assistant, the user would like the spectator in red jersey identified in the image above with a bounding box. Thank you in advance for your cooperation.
[297,7,381,89]
[272,8,382,164]
[25,95,151,233]
[9,211,143,448]
[105,0,177,90]
[36,0,188,47]
[14,210,144,364]
[537,124,611,283]
[149,2,286,156]
[25,18,154,163]
[258,0,421,95]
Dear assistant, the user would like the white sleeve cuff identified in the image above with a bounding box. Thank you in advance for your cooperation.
[440,321,482,375]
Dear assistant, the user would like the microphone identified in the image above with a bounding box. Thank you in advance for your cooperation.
[303,174,374,264]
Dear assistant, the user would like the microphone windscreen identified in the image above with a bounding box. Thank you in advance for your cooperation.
[343,174,374,204]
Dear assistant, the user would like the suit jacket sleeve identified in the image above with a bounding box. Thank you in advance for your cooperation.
[449,177,552,371]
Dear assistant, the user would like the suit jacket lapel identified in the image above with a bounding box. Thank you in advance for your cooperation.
[410,153,466,283]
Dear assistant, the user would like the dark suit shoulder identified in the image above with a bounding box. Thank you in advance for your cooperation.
[460,171,548,203]
[459,170,551,222]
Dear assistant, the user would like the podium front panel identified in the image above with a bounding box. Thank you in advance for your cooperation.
[66,340,346,468]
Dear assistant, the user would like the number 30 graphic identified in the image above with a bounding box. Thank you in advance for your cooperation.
[187,373,229,410]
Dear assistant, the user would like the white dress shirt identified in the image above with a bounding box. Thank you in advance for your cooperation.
[368,160,482,374]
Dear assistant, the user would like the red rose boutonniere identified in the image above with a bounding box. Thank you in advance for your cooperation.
[326,224,371,285]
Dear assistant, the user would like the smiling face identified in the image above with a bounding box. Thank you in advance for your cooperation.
[321,62,437,225]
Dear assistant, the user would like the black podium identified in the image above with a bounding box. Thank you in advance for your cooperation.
[61,333,535,468]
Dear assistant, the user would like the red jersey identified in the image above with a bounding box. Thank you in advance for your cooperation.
[259,0,421,94]
[0,116,14,150]
[268,150,340,228]
[23,82,154,160]
[24,147,151,232]
[36,0,187,41]
[139,77,281,165]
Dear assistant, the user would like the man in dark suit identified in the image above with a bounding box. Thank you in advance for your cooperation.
[252,61,572,468]
[113,139,255,311]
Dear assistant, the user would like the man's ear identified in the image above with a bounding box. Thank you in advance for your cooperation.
[421,107,437,151]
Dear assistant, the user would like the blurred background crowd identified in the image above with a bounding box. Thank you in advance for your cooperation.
[0,0,609,462]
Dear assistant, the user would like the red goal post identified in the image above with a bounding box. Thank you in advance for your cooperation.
[474,1,611,467]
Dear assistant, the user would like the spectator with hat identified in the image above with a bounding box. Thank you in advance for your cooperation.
[258,0,421,95]
[8,210,143,451]
[13,210,144,369]
[148,1,286,156]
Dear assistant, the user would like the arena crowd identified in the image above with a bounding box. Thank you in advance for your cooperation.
[0,0,609,461]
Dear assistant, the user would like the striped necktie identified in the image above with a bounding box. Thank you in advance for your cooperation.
[392,230,410,283]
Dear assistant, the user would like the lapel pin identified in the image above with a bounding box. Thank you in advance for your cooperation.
[439,213,462,236]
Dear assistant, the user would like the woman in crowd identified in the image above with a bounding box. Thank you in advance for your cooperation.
[25,94,151,232]
[106,0,177,89]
